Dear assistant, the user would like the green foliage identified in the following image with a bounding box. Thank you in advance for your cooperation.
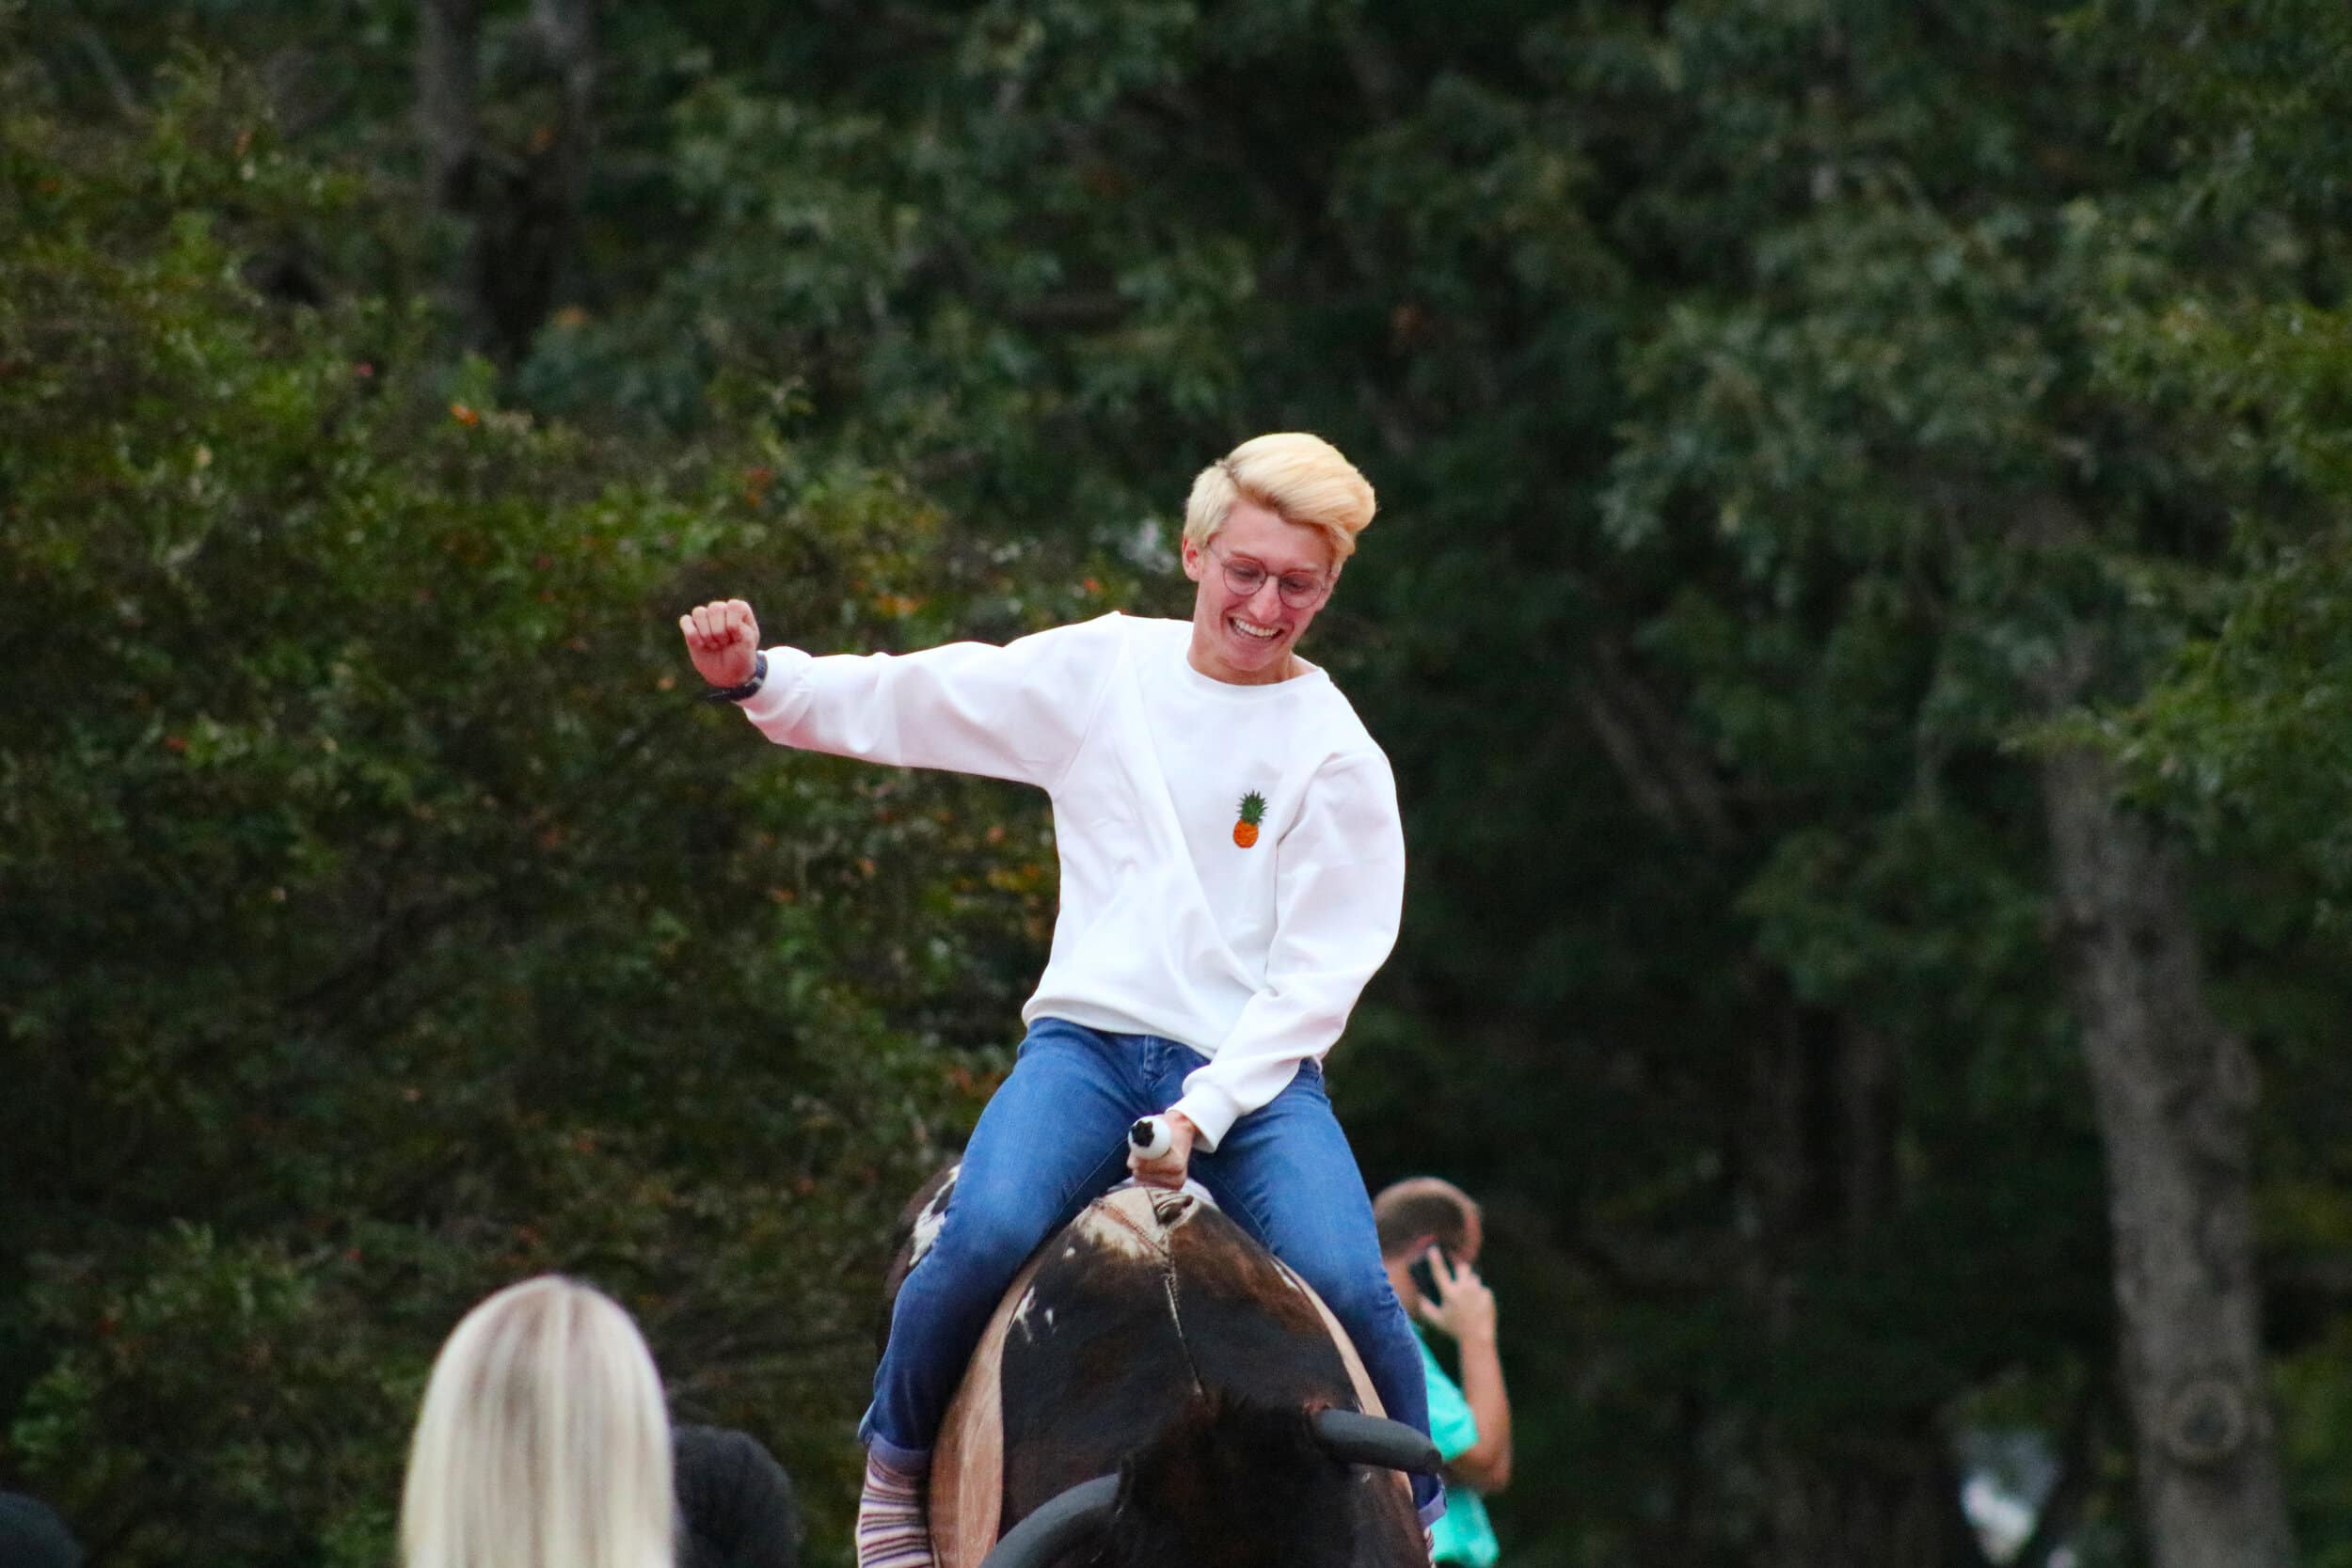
[10,1,2352,1564]
[2052,0,2352,904]
[10,1225,401,1568]
[0,65,1057,1566]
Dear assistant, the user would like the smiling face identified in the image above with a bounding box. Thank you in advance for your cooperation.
[1180,498,1339,686]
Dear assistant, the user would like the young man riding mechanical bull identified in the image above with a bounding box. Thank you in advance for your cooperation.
[681,433,1440,1566]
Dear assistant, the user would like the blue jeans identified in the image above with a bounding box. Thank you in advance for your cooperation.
[862,1017,1441,1520]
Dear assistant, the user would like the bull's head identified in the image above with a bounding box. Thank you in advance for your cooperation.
[979,1396,1438,1568]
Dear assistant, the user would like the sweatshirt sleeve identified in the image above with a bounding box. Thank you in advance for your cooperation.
[733,616,1117,789]
[1170,750,1406,1149]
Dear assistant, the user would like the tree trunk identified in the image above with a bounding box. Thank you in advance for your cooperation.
[416,0,481,214]
[1740,1003,1989,1568]
[1570,641,1983,1568]
[416,0,485,342]
[2038,741,2296,1568]
[414,0,596,362]
[485,0,596,360]
[1760,1428,1992,1568]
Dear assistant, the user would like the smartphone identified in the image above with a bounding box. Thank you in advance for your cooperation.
[1407,1244,1455,1301]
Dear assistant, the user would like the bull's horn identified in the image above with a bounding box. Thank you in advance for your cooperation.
[1311,1407,1442,1475]
[976,1474,1120,1568]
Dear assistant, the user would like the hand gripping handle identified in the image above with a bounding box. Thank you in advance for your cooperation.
[1128,1116,1174,1162]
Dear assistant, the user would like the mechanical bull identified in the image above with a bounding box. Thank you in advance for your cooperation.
[877,1158,1438,1568]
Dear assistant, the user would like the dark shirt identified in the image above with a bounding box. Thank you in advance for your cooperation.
[0,1493,83,1568]
[675,1424,801,1568]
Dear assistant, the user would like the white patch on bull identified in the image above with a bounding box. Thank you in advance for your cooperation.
[1071,1200,1168,1261]
[906,1164,959,1270]
[1044,1307,1055,1329]
[1107,1176,1219,1209]
[1011,1286,1040,1340]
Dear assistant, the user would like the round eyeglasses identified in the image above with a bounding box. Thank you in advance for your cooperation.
[1205,543,1332,610]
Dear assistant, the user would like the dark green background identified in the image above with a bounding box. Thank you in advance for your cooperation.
[5,3,2350,1564]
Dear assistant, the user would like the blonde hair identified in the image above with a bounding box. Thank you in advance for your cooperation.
[401,1276,675,1568]
[1182,432,1377,562]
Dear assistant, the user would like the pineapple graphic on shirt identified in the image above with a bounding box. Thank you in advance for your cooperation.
[1232,791,1267,848]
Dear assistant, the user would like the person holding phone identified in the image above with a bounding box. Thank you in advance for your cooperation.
[1375,1178,1512,1568]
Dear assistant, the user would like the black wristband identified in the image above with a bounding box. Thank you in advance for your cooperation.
[701,649,768,705]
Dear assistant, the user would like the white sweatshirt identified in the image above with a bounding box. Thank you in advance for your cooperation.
[736,612,1406,1149]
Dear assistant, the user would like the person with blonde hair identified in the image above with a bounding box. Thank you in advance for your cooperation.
[402,1275,675,1568]
[681,432,1437,1566]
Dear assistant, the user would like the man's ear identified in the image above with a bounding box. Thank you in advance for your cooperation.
[1401,1232,1440,1266]
[1180,534,1205,581]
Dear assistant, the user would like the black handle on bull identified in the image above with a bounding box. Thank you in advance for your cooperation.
[1311,1407,1443,1475]
[976,1474,1120,1568]
[1128,1115,1174,1162]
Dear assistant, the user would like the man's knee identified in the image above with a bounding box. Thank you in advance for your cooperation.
[1289,1245,1396,1326]
[926,1200,1057,1278]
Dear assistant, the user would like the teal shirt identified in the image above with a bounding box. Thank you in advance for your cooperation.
[1415,1328,1500,1567]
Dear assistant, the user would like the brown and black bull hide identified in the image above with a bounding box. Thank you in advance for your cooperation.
[878,1170,1431,1568]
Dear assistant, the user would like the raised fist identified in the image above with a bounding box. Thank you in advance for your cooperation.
[678,598,761,689]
